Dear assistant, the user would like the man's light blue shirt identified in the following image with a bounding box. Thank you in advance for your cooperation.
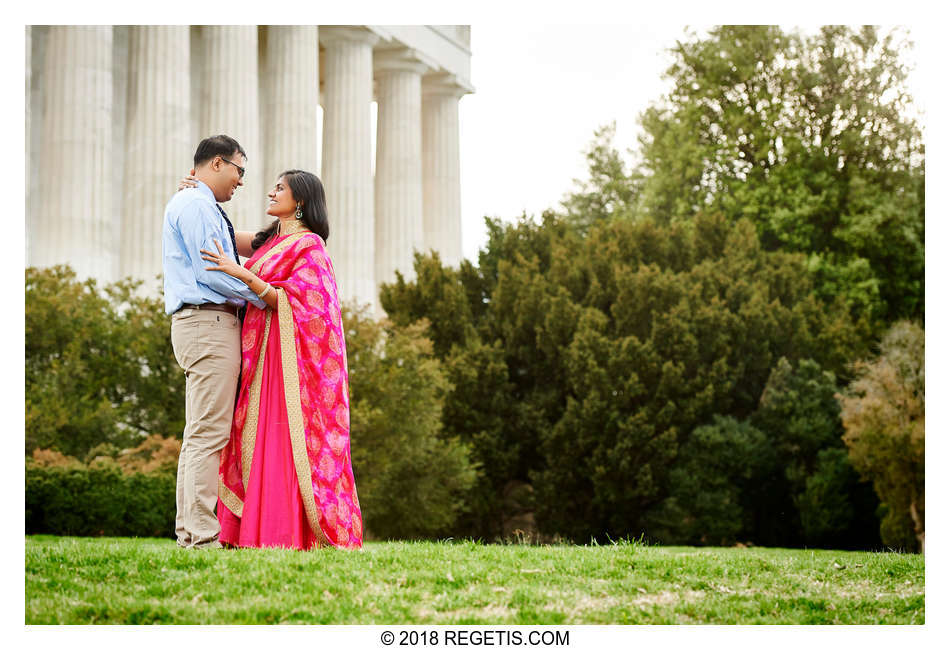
[162,180,266,315]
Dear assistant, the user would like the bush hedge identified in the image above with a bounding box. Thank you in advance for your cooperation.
[25,460,175,538]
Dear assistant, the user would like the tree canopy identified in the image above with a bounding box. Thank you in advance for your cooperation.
[26,266,184,458]
[380,24,924,546]
[382,210,871,543]
[567,26,923,327]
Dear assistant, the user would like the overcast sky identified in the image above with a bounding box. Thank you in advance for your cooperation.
[457,24,689,261]
[456,23,928,263]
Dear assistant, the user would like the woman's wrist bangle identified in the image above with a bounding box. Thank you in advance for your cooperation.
[256,284,272,299]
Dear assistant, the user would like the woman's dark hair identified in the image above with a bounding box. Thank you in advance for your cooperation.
[251,170,330,250]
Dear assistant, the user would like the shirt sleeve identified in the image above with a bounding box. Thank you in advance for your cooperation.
[178,199,266,309]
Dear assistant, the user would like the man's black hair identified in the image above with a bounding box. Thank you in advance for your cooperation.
[193,135,247,168]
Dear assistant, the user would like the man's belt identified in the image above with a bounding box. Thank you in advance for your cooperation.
[179,302,239,317]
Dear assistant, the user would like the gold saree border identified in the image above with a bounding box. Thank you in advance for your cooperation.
[239,313,271,489]
[218,480,244,517]
[277,287,329,547]
[250,232,310,275]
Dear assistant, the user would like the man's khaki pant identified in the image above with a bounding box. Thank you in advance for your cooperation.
[171,307,242,548]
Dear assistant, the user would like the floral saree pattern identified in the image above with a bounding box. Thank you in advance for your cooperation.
[218,229,362,549]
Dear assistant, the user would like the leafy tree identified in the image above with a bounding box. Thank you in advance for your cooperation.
[750,358,880,548]
[108,278,188,442]
[647,358,880,549]
[560,123,641,232]
[752,358,847,515]
[382,214,582,539]
[371,25,922,546]
[29,448,84,469]
[643,416,774,546]
[798,448,880,549]
[838,321,924,551]
[344,307,478,539]
[382,212,869,543]
[634,25,923,325]
[378,252,478,358]
[535,215,867,541]
[440,337,521,538]
[26,266,184,457]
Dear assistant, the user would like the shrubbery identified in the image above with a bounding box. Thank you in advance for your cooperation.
[344,308,478,539]
[26,455,176,538]
[26,437,181,537]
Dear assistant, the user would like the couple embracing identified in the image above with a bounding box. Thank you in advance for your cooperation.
[162,135,362,551]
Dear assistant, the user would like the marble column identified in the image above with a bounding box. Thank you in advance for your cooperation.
[25,26,31,263]
[320,26,379,312]
[197,26,260,230]
[374,49,428,291]
[35,26,114,283]
[122,26,191,288]
[260,26,319,194]
[422,74,466,268]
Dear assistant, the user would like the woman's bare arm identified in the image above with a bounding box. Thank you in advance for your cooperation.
[235,231,255,258]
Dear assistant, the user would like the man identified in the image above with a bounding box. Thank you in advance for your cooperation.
[162,135,265,549]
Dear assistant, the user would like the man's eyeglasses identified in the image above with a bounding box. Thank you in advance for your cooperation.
[220,157,245,179]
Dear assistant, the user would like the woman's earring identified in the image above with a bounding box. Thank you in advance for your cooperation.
[295,203,303,220]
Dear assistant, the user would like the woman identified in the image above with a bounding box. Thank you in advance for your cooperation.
[194,169,362,550]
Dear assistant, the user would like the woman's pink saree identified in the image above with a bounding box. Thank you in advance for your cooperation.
[217,227,362,549]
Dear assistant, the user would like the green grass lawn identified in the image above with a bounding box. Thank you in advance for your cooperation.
[25,535,923,624]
